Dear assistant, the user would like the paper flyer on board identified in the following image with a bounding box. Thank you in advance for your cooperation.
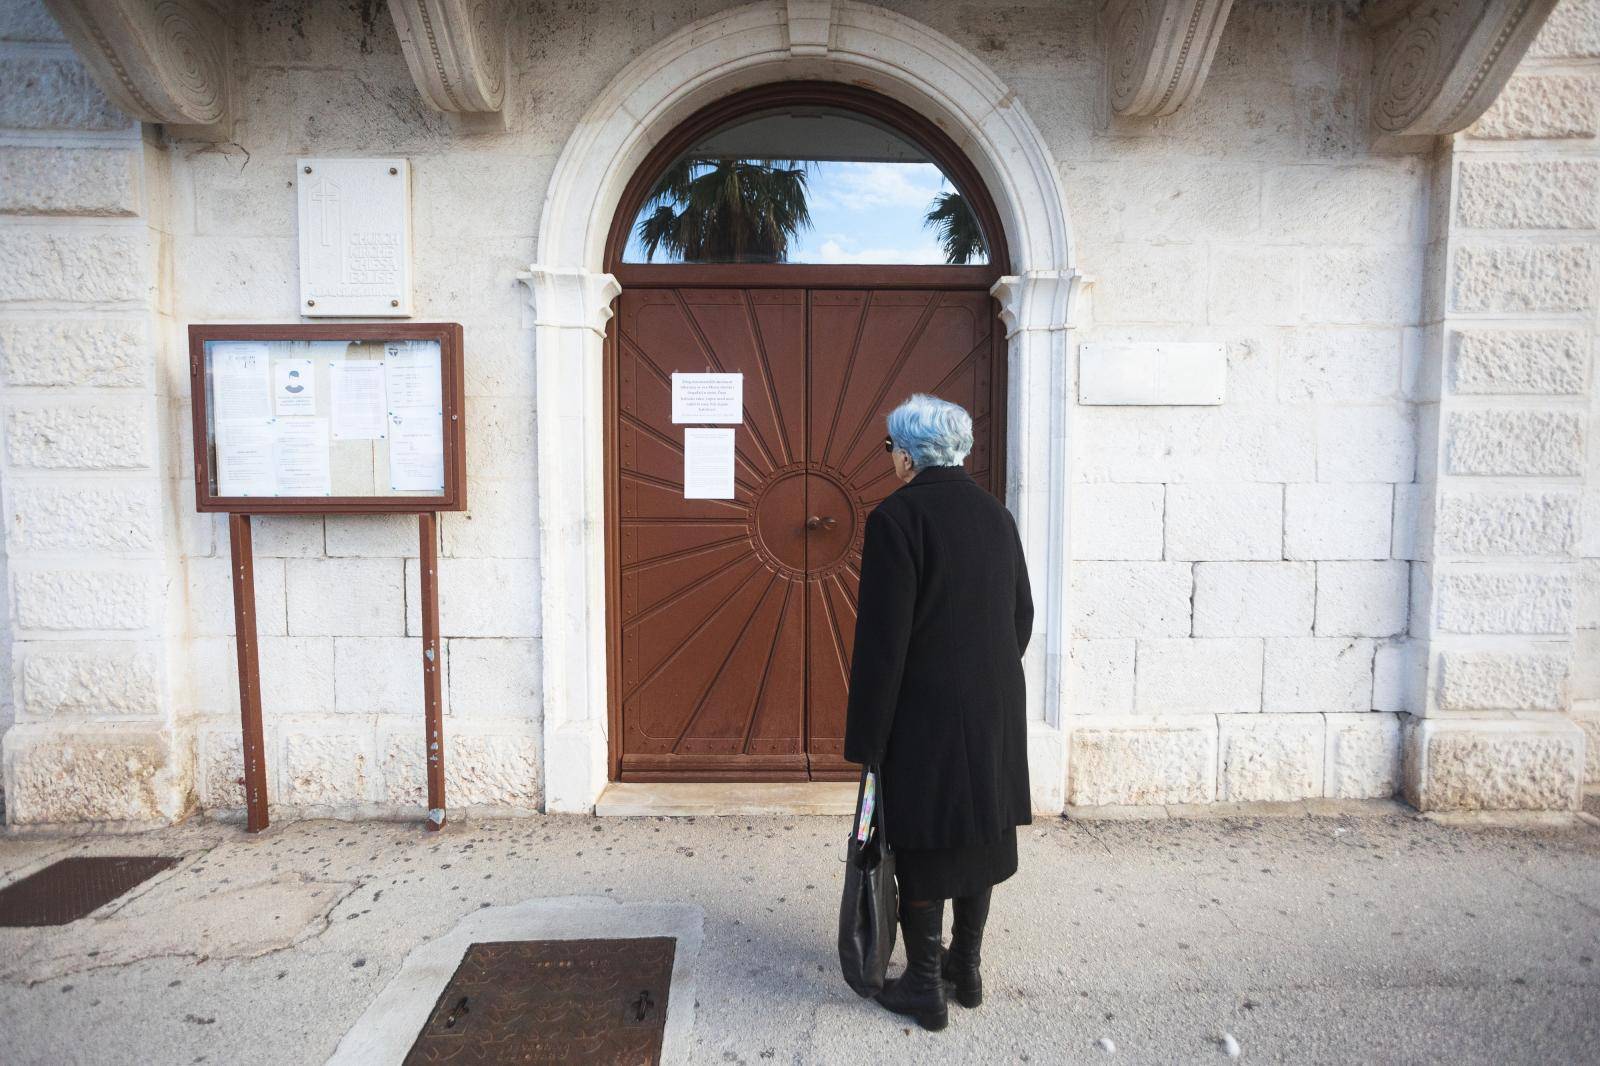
[330,361,388,439]
[213,343,272,422]
[387,407,444,491]
[683,427,736,499]
[274,418,332,495]
[215,417,276,496]
[273,358,316,415]
[385,343,442,410]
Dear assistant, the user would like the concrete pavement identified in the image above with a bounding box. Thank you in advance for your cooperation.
[0,804,1597,1064]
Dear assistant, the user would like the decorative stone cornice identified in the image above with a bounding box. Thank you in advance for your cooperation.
[1102,0,1235,118]
[42,0,231,128]
[991,271,1093,338]
[1365,0,1559,136]
[517,266,622,335]
[386,0,508,113]
[785,0,835,56]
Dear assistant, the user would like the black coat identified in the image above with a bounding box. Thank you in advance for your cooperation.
[843,465,1034,851]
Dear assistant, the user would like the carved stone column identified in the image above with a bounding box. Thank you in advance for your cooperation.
[517,266,621,813]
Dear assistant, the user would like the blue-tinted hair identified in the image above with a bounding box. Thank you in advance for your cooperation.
[886,394,973,471]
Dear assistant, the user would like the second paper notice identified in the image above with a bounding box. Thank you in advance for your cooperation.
[683,428,735,499]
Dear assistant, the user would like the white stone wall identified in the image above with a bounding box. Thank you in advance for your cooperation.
[2,0,1596,821]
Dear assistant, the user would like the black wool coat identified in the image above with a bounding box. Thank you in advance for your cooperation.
[842,464,1034,851]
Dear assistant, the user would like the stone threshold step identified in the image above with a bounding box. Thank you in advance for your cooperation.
[594,781,857,817]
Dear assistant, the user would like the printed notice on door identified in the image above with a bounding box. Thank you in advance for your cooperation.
[671,372,742,424]
[683,428,736,499]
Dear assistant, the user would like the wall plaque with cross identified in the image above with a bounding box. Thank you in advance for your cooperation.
[296,157,413,317]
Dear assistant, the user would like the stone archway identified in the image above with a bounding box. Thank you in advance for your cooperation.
[520,0,1086,812]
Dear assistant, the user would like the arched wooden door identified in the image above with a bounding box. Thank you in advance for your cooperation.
[604,85,1008,782]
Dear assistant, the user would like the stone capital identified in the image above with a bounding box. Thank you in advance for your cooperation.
[990,271,1092,338]
[43,0,232,131]
[1102,0,1235,118]
[386,0,509,113]
[518,266,622,336]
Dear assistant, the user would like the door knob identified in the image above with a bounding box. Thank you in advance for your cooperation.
[805,515,837,531]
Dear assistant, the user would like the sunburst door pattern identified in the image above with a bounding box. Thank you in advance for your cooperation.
[615,287,997,781]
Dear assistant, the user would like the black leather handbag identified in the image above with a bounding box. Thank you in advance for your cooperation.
[838,765,897,996]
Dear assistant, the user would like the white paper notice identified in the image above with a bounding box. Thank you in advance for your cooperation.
[672,373,742,424]
[330,361,388,439]
[388,407,444,491]
[385,342,442,410]
[215,417,276,496]
[274,418,332,496]
[213,343,272,421]
[683,428,736,499]
[273,358,316,415]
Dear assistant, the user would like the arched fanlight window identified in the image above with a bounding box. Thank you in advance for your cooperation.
[620,106,991,266]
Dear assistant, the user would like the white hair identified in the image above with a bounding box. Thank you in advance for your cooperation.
[886,394,973,470]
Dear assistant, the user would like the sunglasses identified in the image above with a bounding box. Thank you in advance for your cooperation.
[883,436,895,454]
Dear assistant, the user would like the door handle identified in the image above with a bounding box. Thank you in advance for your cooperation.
[805,515,837,531]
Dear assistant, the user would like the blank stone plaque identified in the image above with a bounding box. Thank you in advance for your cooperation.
[297,157,413,318]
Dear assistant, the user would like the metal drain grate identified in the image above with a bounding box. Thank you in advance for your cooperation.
[404,937,676,1065]
[0,856,178,926]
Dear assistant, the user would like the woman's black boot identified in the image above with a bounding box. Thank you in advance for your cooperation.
[876,899,948,1031]
[941,886,991,1008]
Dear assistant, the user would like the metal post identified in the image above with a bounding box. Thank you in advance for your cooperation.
[419,512,446,830]
[228,514,270,832]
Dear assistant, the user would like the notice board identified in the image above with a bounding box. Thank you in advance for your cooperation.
[188,323,465,513]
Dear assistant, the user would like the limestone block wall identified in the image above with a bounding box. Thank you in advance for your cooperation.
[1058,2,1420,805]
[0,7,189,823]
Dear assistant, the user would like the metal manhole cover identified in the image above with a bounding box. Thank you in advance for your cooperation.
[405,937,676,1066]
[0,856,178,926]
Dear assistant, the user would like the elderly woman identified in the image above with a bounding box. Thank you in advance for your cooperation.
[844,393,1033,1032]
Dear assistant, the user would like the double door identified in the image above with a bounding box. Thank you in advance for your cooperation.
[612,286,1000,780]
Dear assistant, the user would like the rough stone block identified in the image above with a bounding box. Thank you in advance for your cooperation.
[249,516,325,558]
[0,319,147,388]
[1530,0,1600,58]
[4,400,153,469]
[0,56,128,131]
[286,558,405,636]
[184,635,333,718]
[0,230,147,302]
[333,636,425,714]
[1438,649,1569,712]
[1069,562,1193,639]
[18,643,162,719]
[1284,483,1393,560]
[1451,242,1596,314]
[1372,641,1422,713]
[1068,638,1135,714]
[1070,483,1164,561]
[1324,712,1402,799]
[1218,714,1324,801]
[1445,409,1585,477]
[380,729,542,808]
[12,567,158,632]
[466,399,538,481]
[404,557,542,638]
[1391,483,1430,562]
[1451,329,1588,396]
[7,482,160,552]
[1073,406,1315,483]
[1435,490,1579,557]
[1314,405,1415,482]
[1261,162,1420,242]
[446,638,541,718]
[186,557,287,637]
[1435,568,1573,634]
[1134,638,1263,714]
[1164,483,1281,561]
[440,480,540,559]
[1193,562,1314,637]
[1574,705,1600,785]
[3,728,177,823]
[1085,243,1207,324]
[1469,74,1599,139]
[1061,157,1261,242]
[1066,717,1216,805]
[1575,628,1600,702]
[283,733,371,806]
[0,146,140,216]
[1457,160,1600,230]
[1404,716,1583,811]
[1315,561,1409,637]
[1279,327,1404,403]
[1263,637,1376,713]
[0,0,66,42]
[326,514,421,557]
[198,727,280,809]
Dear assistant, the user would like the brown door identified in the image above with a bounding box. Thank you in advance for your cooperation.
[614,286,998,781]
